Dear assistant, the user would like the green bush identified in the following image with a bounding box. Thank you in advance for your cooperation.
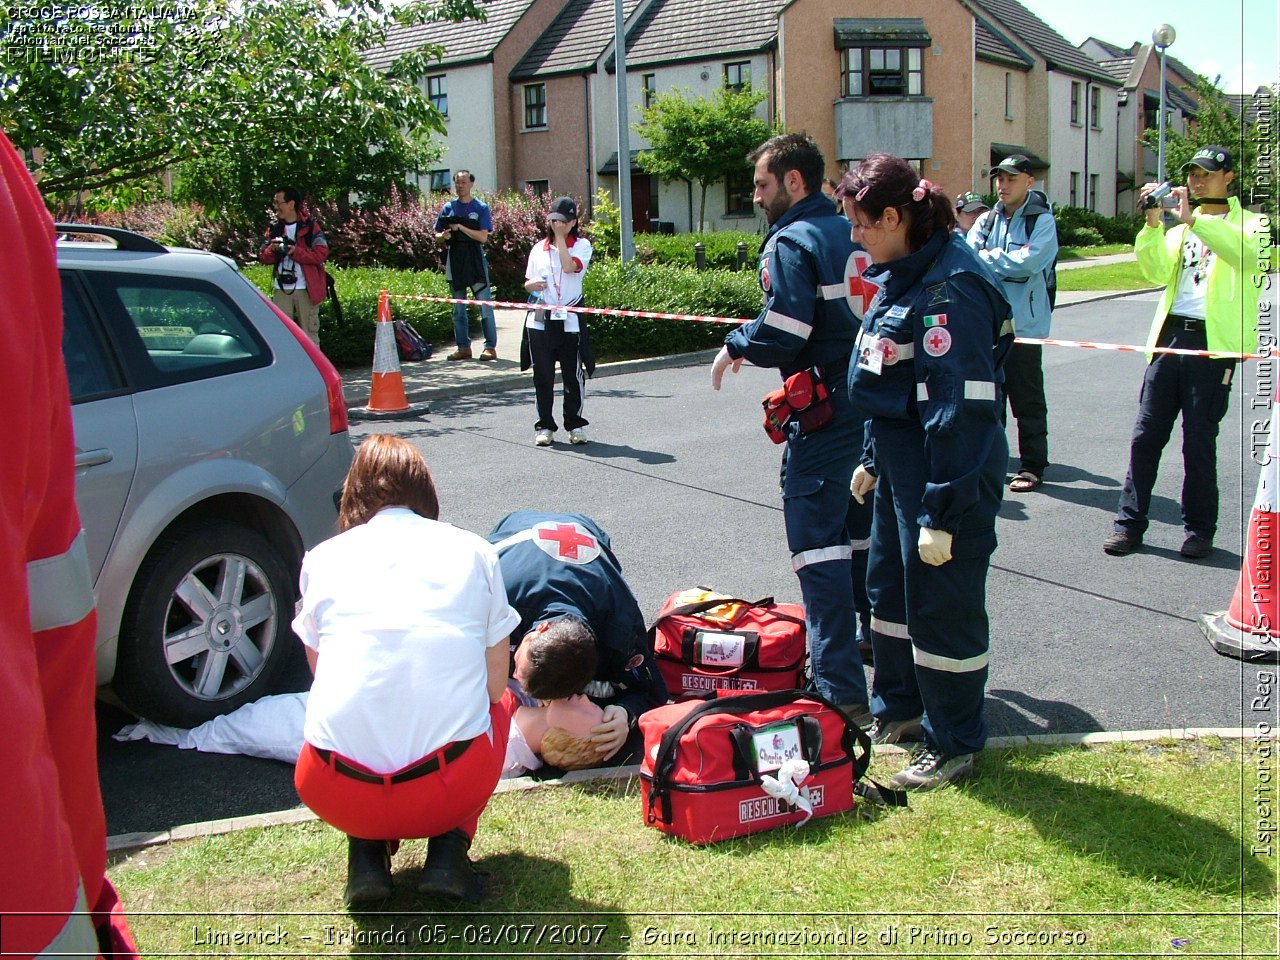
[633,230,761,270]
[582,260,757,359]
[1058,225,1106,247]
[240,258,763,366]
[1054,205,1144,245]
[243,264,454,367]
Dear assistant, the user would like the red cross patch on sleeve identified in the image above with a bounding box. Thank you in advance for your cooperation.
[533,522,602,564]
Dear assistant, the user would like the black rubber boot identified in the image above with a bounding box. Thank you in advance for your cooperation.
[418,829,484,902]
[344,836,392,907]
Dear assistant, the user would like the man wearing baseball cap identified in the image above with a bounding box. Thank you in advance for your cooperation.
[967,154,1059,494]
[954,191,990,234]
[1103,145,1271,559]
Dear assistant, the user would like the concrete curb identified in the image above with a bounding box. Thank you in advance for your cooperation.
[106,726,1265,855]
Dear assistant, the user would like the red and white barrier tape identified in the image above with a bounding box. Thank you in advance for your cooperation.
[385,292,1262,360]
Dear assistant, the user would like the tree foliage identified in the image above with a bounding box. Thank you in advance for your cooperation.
[0,0,483,219]
[1142,77,1274,201]
[633,84,775,229]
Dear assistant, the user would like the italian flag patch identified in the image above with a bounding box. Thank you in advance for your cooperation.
[923,314,947,327]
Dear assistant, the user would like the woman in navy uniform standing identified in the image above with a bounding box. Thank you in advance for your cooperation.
[838,154,1013,790]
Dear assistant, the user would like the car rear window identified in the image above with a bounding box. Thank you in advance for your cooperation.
[81,271,271,390]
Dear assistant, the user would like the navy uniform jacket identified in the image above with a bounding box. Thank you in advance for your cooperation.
[849,230,1013,545]
[487,511,666,720]
[725,192,861,374]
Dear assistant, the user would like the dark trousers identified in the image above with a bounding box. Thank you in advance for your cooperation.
[865,417,1005,757]
[528,326,587,432]
[1114,327,1236,539]
[1004,342,1048,476]
[845,493,872,645]
[780,379,867,708]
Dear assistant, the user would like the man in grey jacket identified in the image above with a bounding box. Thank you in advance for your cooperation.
[967,155,1058,492]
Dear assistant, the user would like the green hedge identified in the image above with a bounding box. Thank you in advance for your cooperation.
[1054,205,1145,246]
[634,230,762,270]
[243,260,760,366]
[243,264,455,366]
[581,260,757,359]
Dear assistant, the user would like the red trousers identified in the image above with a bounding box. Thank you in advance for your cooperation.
[296,694,513,841]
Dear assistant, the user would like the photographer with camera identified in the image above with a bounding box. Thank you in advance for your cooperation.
[1103,146,1271,559]
[260,186,330,347]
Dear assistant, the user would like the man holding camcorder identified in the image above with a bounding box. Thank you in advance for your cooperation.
[1103,146,1271,559]
[260,186,330,346]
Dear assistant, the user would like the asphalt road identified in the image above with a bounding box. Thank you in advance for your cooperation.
[99,288,1273,837]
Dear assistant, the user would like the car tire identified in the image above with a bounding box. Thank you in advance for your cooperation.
[114,521,296,727]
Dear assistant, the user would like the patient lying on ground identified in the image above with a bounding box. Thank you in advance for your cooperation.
[513,694,605,771]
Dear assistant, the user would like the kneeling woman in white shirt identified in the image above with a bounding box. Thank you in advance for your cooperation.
[292,435,520,907]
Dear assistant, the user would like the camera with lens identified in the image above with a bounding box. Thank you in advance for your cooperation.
[1142,181,1173,210]
[276,268,298,285]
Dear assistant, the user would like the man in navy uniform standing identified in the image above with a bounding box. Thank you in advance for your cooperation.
[711,132,871,724]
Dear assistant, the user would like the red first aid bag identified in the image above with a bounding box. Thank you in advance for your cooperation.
[639,689,874,844]
[649,591,807,697]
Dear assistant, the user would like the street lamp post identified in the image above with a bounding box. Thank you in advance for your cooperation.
[1152,23,1176,185]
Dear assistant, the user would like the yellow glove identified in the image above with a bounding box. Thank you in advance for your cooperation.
[918,527,953,566]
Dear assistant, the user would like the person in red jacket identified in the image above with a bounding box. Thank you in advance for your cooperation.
[0,131,140,957]
[259,186,330,346]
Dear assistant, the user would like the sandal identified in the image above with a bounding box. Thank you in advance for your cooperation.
[1008,471,1042,493]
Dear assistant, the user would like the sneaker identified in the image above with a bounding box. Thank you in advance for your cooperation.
[569,427,588,445]
[1180,533,1213,559]
[838,703,873,729]
[868,714,925,745]
[534,429,553,447]
[1102,531,1142,556]
[446,347,473,361]
[478,347,497,361]
[889,745,974,791]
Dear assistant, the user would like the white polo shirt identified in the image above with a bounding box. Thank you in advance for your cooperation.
[525,236,593,333]
[292,508,520,772]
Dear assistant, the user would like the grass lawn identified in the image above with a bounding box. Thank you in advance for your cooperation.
[109,738,1275,958]
[1057,243,1132,262]
[1057,260,1154,292]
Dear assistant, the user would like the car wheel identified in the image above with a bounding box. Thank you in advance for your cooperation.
[115,521,296,726]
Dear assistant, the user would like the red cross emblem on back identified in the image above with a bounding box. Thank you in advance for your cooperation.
[845,250,881,319]
[533,522,601,564]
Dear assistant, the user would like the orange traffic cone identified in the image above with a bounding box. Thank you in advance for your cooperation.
[1201,389,1280,662]
[351,290,429,420]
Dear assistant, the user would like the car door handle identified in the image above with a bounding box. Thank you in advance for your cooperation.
[75,448,114,468]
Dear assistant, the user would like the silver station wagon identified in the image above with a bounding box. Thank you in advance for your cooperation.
[58,225,353,726]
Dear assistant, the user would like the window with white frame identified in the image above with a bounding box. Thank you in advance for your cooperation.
[526,179,549,197]
[427,75,447,116]
[524,83,547,129]
[1070,81,1082,125]
[1004,72,1013,119]
[1089,173,1099,211]
[642,73,657,109]
[427,169,451,192]
[724,61,750,93]
[1069,172,1079,207]
[1089,86,1101,129]
[841,46,923,97]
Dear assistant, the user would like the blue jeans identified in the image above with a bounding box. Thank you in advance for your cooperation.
[450,264,497,349]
